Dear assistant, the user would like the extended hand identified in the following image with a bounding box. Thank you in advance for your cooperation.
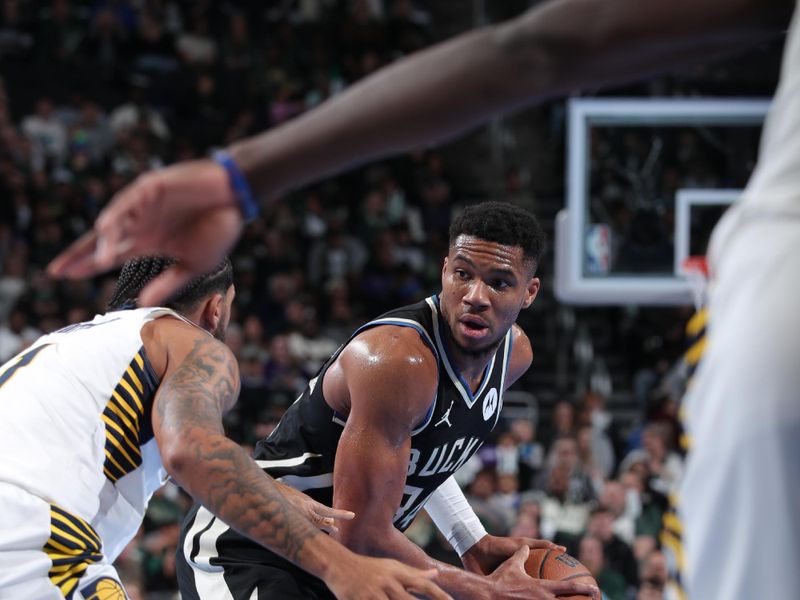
[325,553,453,600]
[48,159,243,306]
[487,546,599,599]
[461,534,565,575]
[276,481,355,534]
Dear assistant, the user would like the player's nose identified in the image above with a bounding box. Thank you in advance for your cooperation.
[463,280,490,309]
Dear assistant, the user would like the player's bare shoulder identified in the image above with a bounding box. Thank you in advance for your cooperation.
[142,316,239,408]
[324,324,438,420]
[506,323,533,388]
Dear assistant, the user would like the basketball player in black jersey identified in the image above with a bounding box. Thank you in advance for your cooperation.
[177,202,598,600]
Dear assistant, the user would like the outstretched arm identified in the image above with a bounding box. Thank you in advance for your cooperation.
[48,0,792,301]
[230,0,790,196]
[148,319,451,600]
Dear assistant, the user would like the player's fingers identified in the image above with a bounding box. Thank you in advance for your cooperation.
[47,230,100,278]
[315,505,355,521]
[94,231,137,271]
[510,544,530,568]
[539,579,600,599]
[314,516,338,535]
[404,573,452,600]
[138,265,196,307]
[524,538,567,552]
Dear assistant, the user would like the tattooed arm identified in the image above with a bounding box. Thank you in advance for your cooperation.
[145,317,451,600]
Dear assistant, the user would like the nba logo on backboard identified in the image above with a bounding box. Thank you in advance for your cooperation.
[584,224,610,275]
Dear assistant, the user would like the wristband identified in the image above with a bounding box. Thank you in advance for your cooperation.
[212,150,260,221]
[424,476,487,556]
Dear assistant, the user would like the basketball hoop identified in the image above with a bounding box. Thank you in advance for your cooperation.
[681,255,709,309]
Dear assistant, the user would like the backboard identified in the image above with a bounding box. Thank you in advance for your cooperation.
[554,98,769,305]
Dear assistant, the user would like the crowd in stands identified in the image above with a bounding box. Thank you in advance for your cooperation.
[0,1,778,599]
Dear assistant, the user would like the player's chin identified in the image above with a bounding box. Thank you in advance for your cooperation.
[454,333,498,357]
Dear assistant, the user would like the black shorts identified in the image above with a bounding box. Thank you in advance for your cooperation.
[177,504,335,600]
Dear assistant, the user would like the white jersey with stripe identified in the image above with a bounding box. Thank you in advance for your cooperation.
[678,4,800,599]
[709,1,800,260]
[0,307,181,562]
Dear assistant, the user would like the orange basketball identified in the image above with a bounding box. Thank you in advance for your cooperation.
[524,548,597,600]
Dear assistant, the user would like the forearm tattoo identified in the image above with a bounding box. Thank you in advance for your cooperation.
[157,336,324,569]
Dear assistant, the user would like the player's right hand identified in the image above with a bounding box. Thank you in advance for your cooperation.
[47,159,244,307]
[488,546,600,599]
[325,554,452,600]
[275,480,356,535]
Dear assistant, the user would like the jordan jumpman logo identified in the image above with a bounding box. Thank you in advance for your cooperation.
[435,400,454,428]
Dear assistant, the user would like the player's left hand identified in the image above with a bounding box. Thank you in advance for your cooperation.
[275,480,355,534]
[461,534,566,575]
[47,159,244,307]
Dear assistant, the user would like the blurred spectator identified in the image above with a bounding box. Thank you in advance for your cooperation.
[620,422,683,496]
[263,334,311,397]
[465,467,509,536]
[542,436,595,505]
[597,480,637,545]
[637,550,668,600]
[510,500,542,539]
[578,535,628,600]
[68,100,114,165]
[0,250,28,320]
[286,304,339,374]
[78,7,128,73]
[506,418,543,490]
[0,304,40,362]
[308,219,368,288]
[618,468,667,562]
[0,0,34,59]
[35,0,85,65]
[176,14,216,66]
[539,464,591,549]
[140,486,184,598]
[129,9,178,74]
[109,80,170,142]
[586,507,639,592]
[22,97,67,169]
[542,399,576,449]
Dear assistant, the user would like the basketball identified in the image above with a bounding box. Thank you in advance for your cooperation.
[524,548,597,599]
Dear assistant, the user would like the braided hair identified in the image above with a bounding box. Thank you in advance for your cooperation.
[107,256,233,313]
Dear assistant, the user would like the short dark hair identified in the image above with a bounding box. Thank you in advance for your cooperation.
[107,256,233,313]
[448,201,545,274]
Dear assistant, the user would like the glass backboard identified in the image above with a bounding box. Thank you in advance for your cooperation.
[554,98,769,305]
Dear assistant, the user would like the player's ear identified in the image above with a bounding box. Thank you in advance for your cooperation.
[200,293,224,333]
[521,277,540,309]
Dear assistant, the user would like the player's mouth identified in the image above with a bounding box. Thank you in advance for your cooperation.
[457,316,490,340]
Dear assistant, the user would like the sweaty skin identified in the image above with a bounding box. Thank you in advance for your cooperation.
[318,238,598,599]
[140,292,453,600]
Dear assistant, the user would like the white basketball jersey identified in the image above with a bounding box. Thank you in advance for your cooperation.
[740,1,800,208]
[710,1,800,260]
[0,307,186,561]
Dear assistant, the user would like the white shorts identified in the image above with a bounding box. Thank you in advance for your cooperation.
[680,207,800,599]
[0,482,127,599]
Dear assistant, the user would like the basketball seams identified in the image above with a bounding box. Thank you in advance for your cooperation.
[538,548,552,579]
[560,572,594,581]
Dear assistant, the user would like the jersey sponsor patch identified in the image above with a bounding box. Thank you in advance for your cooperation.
[482,387,499,421]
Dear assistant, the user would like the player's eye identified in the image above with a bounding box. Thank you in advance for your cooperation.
[492,280,510,290]
[455,269,470,280]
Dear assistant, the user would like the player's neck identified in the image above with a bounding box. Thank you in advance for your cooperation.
[441,325,499,393]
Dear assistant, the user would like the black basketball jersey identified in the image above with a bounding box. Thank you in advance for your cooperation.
[178,296,514,596]
[254,294,513,530]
